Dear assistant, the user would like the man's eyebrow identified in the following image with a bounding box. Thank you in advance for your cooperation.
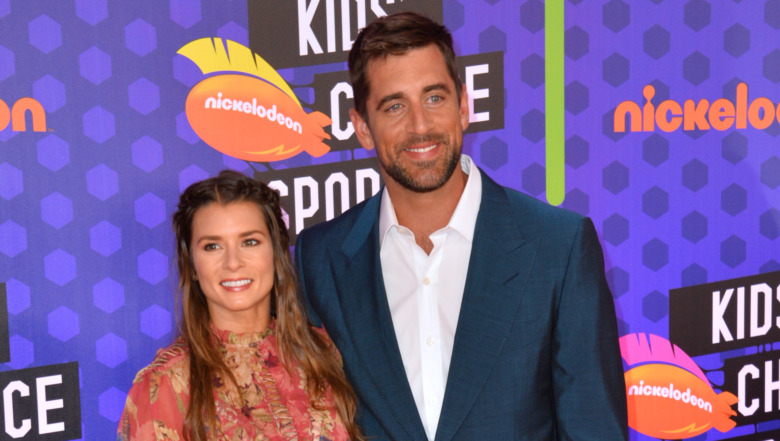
[375,92,404,111]
[374,83,452,111]
[423,83,450,94]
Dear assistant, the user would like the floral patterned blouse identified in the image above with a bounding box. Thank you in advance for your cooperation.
[117,322,350,440]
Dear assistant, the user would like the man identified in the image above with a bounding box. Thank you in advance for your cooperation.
[295,11,627,441]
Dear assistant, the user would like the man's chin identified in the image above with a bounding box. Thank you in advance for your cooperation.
[393,171,453,193]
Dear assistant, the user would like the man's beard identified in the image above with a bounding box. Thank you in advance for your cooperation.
[381,134,461,193]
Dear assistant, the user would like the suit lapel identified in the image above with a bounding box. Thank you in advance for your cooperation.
[435,172,539,441]
[329,194,428,441]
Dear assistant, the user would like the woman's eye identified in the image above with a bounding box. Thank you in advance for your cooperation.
[243,238,259,247]
[204,243,219,251]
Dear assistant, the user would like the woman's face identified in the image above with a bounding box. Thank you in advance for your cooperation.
[190,201,275,332]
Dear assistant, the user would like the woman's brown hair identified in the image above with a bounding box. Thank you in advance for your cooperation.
[172,169,363,440]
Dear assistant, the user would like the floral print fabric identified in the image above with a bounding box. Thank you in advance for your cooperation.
[117,323,349,440]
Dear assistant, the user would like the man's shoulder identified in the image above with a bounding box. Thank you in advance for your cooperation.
[485,174,585,230]
[298,192,379,246]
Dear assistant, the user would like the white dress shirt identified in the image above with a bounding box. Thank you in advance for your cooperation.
[378,154,482,441]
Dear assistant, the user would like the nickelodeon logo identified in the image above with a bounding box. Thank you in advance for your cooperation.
[620,333,737,440]
[614,83,779,133]
[629,378,713,413]
[0,97,46,132]
[205,93,305,135]
[178,38,331,162]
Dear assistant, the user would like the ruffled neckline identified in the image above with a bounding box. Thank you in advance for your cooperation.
[212,319,275,347]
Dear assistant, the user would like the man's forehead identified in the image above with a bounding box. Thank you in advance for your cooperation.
[367,44,442,69]
[364,46,451,96]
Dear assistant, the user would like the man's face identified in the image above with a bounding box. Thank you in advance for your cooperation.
[350,44,470,193]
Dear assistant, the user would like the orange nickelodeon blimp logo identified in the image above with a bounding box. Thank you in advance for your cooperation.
[177,38,331,162]
[620,333,738,439]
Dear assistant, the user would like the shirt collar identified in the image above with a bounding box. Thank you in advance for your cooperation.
[379,154,483,247]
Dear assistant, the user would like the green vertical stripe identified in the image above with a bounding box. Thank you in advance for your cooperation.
[545,0,565,206]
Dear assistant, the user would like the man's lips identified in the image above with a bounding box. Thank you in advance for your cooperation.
[405,144,438,153]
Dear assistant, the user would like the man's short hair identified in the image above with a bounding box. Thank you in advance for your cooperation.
[348,11,462,119]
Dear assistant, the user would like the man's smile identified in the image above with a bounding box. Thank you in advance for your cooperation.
[406,144,438,153]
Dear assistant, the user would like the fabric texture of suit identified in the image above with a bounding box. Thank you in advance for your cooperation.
[295,168,628,441]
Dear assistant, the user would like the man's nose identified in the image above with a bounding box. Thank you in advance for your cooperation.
[408,102,433,134]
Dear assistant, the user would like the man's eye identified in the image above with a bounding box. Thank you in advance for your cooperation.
[429,95,443,103]
[386,103,402,112]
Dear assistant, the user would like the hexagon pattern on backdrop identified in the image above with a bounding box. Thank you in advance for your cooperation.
[0,1,778,440]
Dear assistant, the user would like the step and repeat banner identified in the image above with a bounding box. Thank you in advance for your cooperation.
[1,1,778,440]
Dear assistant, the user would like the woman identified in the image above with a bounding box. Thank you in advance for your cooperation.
[118,170,363,441]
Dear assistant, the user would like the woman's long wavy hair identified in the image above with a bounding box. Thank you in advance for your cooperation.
[172,170,363,441]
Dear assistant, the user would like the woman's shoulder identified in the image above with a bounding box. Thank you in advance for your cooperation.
[132,338,189,384]
[120,339,190,440]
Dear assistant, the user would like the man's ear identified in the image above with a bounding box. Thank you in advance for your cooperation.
[350,108,375,150]
[459,84,470,132]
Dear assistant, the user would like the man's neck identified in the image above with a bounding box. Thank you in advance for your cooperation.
[384,169,468,254]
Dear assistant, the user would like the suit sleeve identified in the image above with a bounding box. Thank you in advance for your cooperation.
[295,230,323,328]
[552,217,628,440]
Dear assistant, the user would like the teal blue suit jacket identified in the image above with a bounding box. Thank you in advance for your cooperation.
[295,169,628,440]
